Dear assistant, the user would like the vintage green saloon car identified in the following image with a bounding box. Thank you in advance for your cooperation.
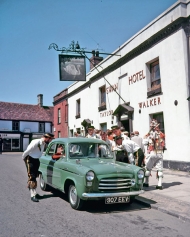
[39,137,144,210]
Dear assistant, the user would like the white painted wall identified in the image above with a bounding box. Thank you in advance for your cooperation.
[67,2,190,163]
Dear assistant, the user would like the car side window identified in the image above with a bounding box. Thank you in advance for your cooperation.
[47,143,56,155]
[56,144,66,156]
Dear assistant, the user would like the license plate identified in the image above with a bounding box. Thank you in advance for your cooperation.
[105,196,130,204]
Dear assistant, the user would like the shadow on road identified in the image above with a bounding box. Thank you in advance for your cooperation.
[42,188,150,214]
[143,181,183,191]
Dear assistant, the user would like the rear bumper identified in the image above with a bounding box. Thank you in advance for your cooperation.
[82,190,144,198]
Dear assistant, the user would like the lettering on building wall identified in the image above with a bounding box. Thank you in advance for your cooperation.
[129,70,145,85]
[106,84,118,94]
[138,97,161,109]
[100,110,113,117]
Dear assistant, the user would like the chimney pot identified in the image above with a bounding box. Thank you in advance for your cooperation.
[37,94,43,107]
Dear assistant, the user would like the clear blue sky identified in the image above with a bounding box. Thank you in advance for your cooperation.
[0,0,177,106]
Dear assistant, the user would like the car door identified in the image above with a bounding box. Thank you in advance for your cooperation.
[51,143,67,189]
[46,142,57,186]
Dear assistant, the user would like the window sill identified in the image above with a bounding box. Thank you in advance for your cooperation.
[147,87,162,98]
[98,105,107,112]
[75,114,81,119]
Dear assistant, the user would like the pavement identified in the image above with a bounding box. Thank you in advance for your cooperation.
[135,168,190,222]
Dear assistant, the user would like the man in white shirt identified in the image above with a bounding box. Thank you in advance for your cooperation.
[131,131,145,166]
[111,125,128,140]
[115,136,143,166]
[22,133,54,202]
[86,126,98,139]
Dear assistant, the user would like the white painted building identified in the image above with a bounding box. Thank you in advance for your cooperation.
[0,95,53,152]
[60,0,190,171]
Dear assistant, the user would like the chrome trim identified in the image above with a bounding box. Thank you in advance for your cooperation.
[98,177,133,190]
[99,186,131,190]
[100,178,131,182]
[99,182,131,186]
[82,190,144,198]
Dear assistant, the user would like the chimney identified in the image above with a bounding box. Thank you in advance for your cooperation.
[90,50,103,70]
[37,94,43,107]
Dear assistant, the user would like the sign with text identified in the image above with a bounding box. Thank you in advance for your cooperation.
[59,55,86,81]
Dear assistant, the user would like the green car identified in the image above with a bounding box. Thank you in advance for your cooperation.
[39,137,144,210]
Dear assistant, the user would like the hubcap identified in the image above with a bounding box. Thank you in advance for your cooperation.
[40,175,45,187]
[70,186,77,205]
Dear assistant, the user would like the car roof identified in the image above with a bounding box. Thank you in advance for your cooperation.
[51,137,107,144]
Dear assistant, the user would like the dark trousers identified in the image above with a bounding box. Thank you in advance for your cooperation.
[116,151,129,163]
[134,148,144,167]
[25,156,40,183]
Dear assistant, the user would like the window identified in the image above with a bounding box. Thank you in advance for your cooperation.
[98,86,106,111]
[58,131,61,138]
[58,108,61,124]
[70,129,73,137]
[12,121,19,131]
[150,61,161,89]
[47,143,56,155]
[152,112,165,133]
[69,142,113,159]
[100,123,107,132]
[39,122,45,133]
[147,60,162,97]
[76,99,81,118]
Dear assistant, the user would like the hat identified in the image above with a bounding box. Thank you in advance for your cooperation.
[115,135,122,140]
[120,127,125,131]
[88,125,95,129]
[111,125,120,130]
[44,133,54,138]
[123,131,129,134]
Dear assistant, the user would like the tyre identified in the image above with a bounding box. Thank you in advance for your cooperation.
[128,196,136,205]
[68,184,84,210]
[39,174,49,191]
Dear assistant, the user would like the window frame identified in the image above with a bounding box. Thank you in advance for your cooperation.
[39,122,45,133]
[12,121,19,131]
[147,59,162,97]
[98,85,106,111]
[150,112,165,134]
[76,99,81,119]
[58,108,61,124]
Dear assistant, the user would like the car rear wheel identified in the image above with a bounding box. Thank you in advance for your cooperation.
[68,184,84,210]
[39,174,49,191]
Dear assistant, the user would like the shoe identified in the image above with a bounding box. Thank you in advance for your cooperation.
[31,196,39,202]
[143,183,149,187]
[35,194,43,199]
[156,185,163,190]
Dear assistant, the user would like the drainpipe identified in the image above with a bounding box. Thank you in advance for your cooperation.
[184,21,190,123]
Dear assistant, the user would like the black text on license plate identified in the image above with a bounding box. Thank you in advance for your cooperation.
[105,196,130,204]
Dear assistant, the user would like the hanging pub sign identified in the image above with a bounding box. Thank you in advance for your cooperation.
[59,54,86,81]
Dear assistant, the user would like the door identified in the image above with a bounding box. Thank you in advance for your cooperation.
[23,138,29,151]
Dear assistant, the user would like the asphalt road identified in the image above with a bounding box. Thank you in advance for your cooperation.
[0,153,190,237]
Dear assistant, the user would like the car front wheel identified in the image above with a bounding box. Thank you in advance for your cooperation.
[68,184,84,210]
[39,174,49,191]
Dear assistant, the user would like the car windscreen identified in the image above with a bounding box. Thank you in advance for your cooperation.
[69,142,114,159]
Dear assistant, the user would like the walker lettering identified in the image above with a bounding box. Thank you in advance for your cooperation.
[129,70,145,85]
[138,97,161,109]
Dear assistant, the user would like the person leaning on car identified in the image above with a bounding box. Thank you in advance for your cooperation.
[22,133,54,202]
[115,135,144,166]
